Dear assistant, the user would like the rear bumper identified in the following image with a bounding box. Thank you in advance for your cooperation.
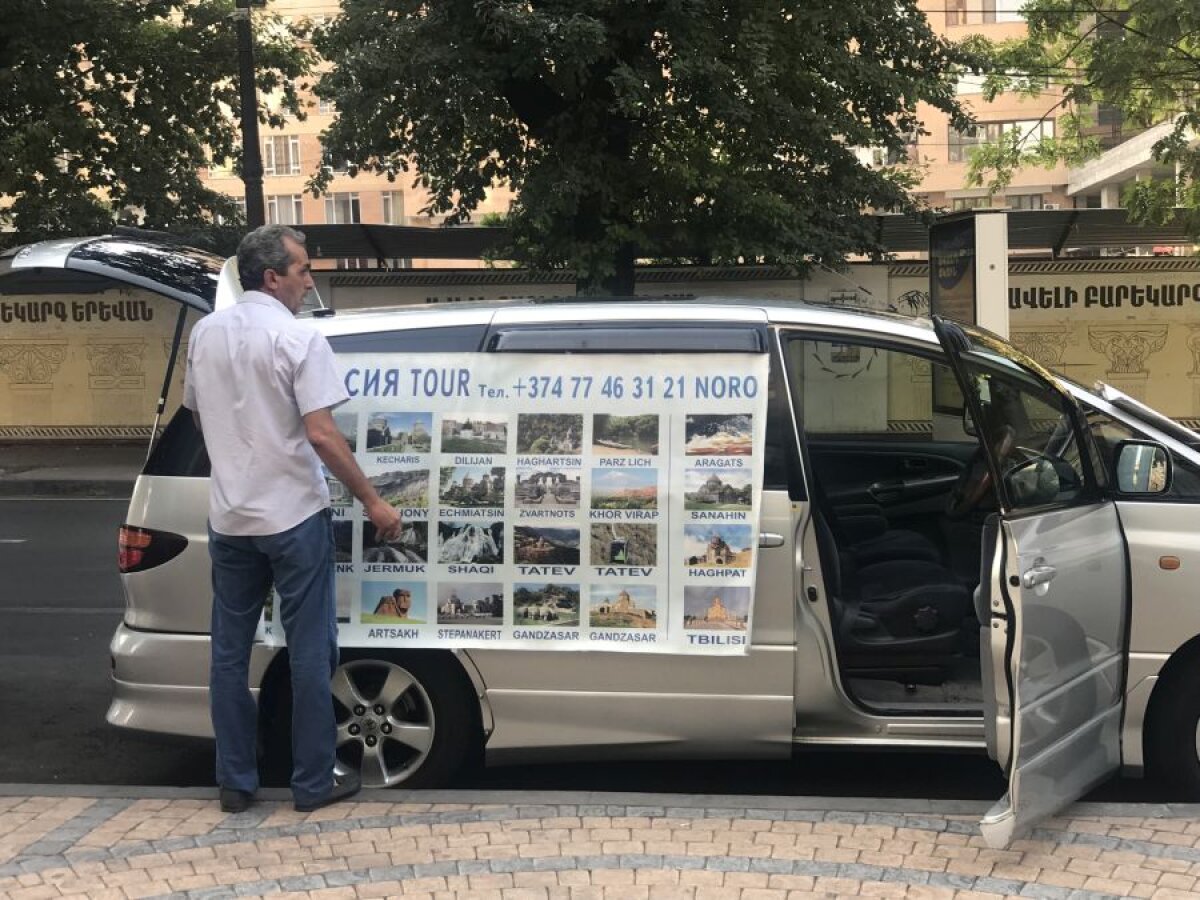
[107,623,277,738]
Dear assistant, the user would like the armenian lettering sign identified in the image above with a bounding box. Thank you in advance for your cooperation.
[260,353,769,655]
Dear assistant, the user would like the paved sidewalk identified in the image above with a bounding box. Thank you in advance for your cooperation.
[0,443,144,498]
[2,788,1199,899]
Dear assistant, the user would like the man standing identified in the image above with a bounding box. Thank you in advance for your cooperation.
[184,225,402,813]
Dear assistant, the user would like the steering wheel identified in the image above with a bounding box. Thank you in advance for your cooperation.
[946,424,1017,520]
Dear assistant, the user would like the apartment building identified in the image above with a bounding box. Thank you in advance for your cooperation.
[909,0,1167,217]
[201,0,514,269]
[204,1,1165,264]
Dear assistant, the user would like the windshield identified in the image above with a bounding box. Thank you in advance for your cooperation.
[1097,383,1200,450]
[1059,373,1200,451]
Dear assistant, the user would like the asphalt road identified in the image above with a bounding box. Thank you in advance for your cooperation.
[0,497,1169,802]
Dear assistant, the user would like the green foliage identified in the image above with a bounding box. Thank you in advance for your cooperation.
[960,0,1200,226]
[0,0,312,241]
[313,1,971,292]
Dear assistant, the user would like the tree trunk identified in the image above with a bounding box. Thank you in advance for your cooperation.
[604,242,636,296]
[576,241,636,296]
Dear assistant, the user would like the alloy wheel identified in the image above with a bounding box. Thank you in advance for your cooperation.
[331,658,436,787]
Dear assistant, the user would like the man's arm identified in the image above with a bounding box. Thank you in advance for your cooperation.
[304,407,403,540]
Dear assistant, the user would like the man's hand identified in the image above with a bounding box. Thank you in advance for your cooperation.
[305,407,403,538]
[366,499,403,543]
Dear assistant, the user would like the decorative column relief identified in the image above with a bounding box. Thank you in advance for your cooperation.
[1088,325,1169,401]
[0,341,68,388]
[1186,326,1200,419]
[1010,329,1073,368]
[87,339,148,425]
[0,341,68,427]
[87,340,146,390]
[888,354,933,433]
[905,356,933,383]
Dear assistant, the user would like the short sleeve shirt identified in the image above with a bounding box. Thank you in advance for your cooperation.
[183,290,349,536]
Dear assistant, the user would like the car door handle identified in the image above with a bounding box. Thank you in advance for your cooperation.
[1021,563,1057,590]
[758,532,785,549]
[868,481,904,502]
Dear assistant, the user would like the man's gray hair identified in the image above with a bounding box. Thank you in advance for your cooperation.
[237,225,306,290]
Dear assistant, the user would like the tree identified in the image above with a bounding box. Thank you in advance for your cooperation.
[313,1,972,294]
[958,0,1200,233]
[0,0,311,244]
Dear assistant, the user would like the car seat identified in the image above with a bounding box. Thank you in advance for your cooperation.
[831,501,943,567]
[813,506,971,684]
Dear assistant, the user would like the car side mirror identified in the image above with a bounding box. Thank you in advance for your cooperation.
[1115,440,1171,494]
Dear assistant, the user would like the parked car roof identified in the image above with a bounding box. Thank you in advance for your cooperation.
[311,296,941,347]
[0,236,223,312]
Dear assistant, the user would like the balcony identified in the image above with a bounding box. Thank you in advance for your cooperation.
[1067,121,1179,199]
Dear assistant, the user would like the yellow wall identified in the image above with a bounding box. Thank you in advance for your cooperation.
[6,258,1200,437]
[889,260,1200,422]
[0,288,195,439]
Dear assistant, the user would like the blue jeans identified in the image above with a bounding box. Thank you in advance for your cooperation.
[208,508,339,805]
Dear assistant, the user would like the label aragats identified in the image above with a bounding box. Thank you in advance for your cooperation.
[259,353,770,656]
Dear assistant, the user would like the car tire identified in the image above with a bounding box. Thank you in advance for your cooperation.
[261,649,479,790]
[1146,662,1200,800]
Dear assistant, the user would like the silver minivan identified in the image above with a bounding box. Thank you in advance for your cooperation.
[8,237,1199,847]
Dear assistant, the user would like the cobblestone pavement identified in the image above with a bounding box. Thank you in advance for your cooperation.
[2,789,1199,899]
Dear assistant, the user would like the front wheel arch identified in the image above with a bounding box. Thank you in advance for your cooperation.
[258,648,483,789]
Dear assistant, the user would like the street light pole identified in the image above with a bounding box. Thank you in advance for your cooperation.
[233,0,265,229]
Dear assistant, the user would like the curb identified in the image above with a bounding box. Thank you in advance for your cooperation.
[1,784,1198,819]
[0,480,134,499]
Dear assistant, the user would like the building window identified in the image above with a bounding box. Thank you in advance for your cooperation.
[949,126,982,162]
[318,98,335,115]
[995,0,1025,22]
[951,196,992,211]
[949,119,1055,162]
[985,119,1055,144]
[208,155,234,176]
[947,0,1024,26]
[263,135,300,176]
[215,198,246,226]
[955,72,988,95]
[381,191,405,225]
[1007,194,1044,211]
[266,194,304,226]
[320,138,353,174]
[324,192,361,224]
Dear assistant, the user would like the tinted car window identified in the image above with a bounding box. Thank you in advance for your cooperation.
[765,338,800,495]
[144,407,210,477]
[485,324,767,353]
[1082,408,1200,501]
[328,324,487,353]
[147,325,486,476]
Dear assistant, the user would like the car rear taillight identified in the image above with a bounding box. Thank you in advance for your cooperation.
[118,525,188,573]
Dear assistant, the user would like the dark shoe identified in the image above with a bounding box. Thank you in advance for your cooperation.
[294,771,361,812]
[219,787,254,813]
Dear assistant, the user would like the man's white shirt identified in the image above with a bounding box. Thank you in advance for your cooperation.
[184,290,349,536]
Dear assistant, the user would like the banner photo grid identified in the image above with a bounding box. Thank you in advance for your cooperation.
[260,352,769,655]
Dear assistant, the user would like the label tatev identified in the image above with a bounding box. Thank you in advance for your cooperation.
[260,352,769,655]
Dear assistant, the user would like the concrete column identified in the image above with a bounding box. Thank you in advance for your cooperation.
[1100,183,1122,208]
[974,211,1009,338]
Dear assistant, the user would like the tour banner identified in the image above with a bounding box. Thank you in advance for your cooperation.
[260,352,769,655]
